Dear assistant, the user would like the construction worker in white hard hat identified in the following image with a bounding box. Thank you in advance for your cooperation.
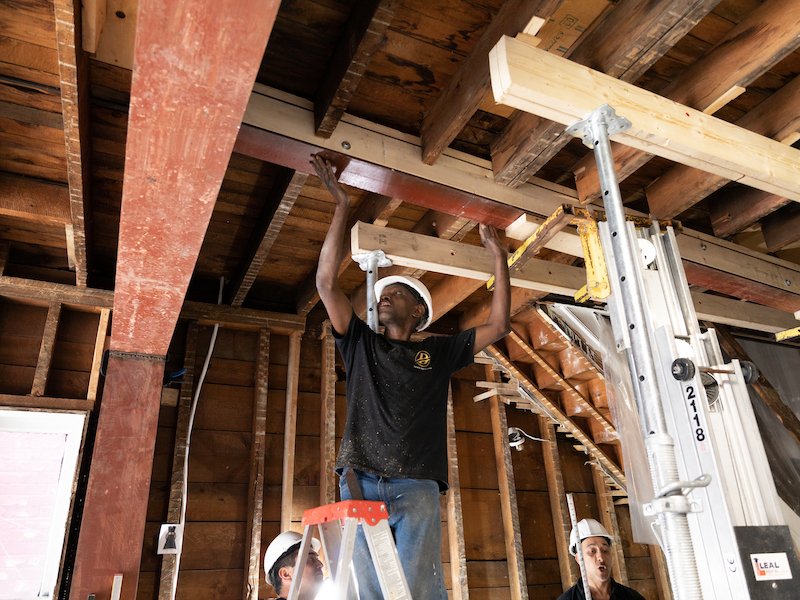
[312,154,510,599]
[263,531,323,600]
[558,518,647,600]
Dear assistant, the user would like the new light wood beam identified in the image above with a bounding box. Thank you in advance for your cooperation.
[31,301,62,397]
[490,38,800,202]
[281,331,302,531]
[314,0,401,137]
[157,323,198,600]
[53,0,92,285]
[592,468,627,584]
[446,390,469,600]
[484,345,627,491]
[230,169,308,306]
[762,204,800,253]
[572,0,800,202]
[350,211,475,318]
[420,0,561,165]
[647,73,800,219]
[713,324,800,448]
[539,415,579,589]
[81,0,106,53]
[710,188,788,239]
[319,321,337,505]
[244,328,270,600]
[109,0,278,356]
[492,0,717,186]
[488,369,528,600]
[0,173,70,225]
[295,192,402,316]
[241,87,571,221]
[87,308,110,402]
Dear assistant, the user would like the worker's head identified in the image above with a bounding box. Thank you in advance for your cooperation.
[264,531,323,599]
[374,276,433,331]
[569,519,613,585]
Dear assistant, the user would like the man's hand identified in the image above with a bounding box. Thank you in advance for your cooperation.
[479,223,506,257]
[311,154,349,208]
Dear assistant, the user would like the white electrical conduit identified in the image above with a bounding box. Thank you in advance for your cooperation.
[168,277,224,600]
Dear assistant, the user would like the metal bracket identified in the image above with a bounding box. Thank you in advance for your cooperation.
[566,104,631,148]
[352,249,393,272]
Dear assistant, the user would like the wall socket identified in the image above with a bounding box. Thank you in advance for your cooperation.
[156,523,183,555]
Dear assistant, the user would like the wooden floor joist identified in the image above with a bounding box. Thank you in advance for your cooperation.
[488,367,528,600]
[489,37,800,202]
[319,322,337,505]
[280,331,302,531]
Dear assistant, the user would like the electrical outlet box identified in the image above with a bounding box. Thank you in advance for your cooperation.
[156,523,183,555]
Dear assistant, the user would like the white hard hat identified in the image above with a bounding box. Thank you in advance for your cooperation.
[263,531,321,583]
[374,275,433,331]
[569,518,612,555]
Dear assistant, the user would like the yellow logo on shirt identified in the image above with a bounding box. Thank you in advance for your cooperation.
[414,350,431,369]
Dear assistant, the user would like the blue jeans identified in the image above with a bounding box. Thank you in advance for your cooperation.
[339,470,447,600]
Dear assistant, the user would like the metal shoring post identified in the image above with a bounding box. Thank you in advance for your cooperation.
[352,250,393,332]
[566,494,592,600]
[567,105,702,600]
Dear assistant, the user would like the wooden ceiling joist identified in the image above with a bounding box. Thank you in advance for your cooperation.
[314,0,401,138]
[110,0,279,355]
[0,172,70,224]
[491,0,717,187]
[710,188,789,239]
[419,0,561,166]
[230,169,308,307]
[490,37,800,202]
[352,222,800,332]
[647,73,800,219]
[761,204,800,253]
[573,0,800,203]
[53,0,92,286]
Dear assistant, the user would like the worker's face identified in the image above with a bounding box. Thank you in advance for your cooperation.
[578,536,612,585]
[377,284,424,327]
[300,550,324,590]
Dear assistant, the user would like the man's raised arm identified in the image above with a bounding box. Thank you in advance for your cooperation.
[473,224,511,351]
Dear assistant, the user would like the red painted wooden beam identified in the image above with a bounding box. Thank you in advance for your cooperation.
[109,0,279,356]
[68,354,165,600]
[234,124,523,229]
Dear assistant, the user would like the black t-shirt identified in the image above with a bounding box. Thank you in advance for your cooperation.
[334,315,475,490]
[557,578,646,600]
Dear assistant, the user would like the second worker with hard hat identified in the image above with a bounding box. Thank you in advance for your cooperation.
[312,153,511,599]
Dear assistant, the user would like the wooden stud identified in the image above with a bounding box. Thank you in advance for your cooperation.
[31,301,62,397]
[446,388,469,600]
[157,323,199,600]
[488,367,528,600]
[319,321,337,505]
[87,308,110,401]
[244,328,270,600]
[649,543,673,600]
[281,331,302,531]
[539,415,578,590]
[592,468,627,584]
[489,37,800,202]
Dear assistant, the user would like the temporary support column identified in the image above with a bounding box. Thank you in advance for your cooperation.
[566,105,700,600]
[68,0,279,599]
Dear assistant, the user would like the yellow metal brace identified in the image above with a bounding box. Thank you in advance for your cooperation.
[574,216,610,302]
[775,325,800,342]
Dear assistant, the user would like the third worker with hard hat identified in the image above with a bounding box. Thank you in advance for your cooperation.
[558,519,647,600]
